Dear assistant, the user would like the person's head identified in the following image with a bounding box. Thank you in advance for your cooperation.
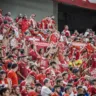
[46,72,52,79]
[11,64,18,72]
[0,70,6,80]
[44,78,51,88]
[4,20,8,24]
[64,25,69,30]
[18,13,22,18]
[92,79,96,85]
[7,12,11,16]
[35,83,42,93]
[0,87,10,96]
[7,63,12,70]
[65,86,72,95]
[7,55,14,61]
[39,48,44,55]
[50,61,56,69]
[12,48,18,54]
[62,72,68,79]
[54,85,61,93]
[51,15,55,20]
[77,86,84,94]
[12,86,20,95]
[23,14,27,19]
[72,68,80,76]
[30,64,37,71]
[56,79,63,87]
[31,14,36,19]
[26,75,35,84]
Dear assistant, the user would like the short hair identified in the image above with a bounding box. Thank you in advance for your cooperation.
[65,86,70,93]
[77,86,83,90]
[12,64,18,69]
[35,83,42,87]
[12,48,17,52]
[0,87,9,95]
[0,70,6,74]
[44,78,50,85]
[54,85,60,90]
[50,61,56,66]
[92,79,96,82]
[56,79,62,85]
[8,55,13,59]
[62,72,68,77]
[7,63,12,69]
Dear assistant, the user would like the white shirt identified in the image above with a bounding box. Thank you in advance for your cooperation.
[41,86,52,96]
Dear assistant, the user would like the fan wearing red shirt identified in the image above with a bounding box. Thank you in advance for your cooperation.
[0,20,10,35]
[40,17,49,29]
[62,72,69,87]
[15,13,22,23]
[29,44,38,61]
[7,63,18,86]
[50,30,60,43]
[4,12,13,24]
[20,75,35,92]
[21,15,30,33]
[86,42,94,54]
[17,57,29,81]
[36,67,46,85]
[62,25,70,37]
[37,49,49,69]
[28,83,42,96]
[88,79,96,96]
[90,50,96,78]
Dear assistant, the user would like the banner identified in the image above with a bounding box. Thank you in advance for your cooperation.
[56,0,96,10]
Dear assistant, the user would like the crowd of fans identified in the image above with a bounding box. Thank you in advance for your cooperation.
[0,8,96,96]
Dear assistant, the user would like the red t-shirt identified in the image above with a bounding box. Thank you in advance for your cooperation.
[29,49,38,60]
[51,92,59,96]
[7,70,18,86]
[21,19,29,33]
[50,33,58,43]
[36,73,46,85]
[86,43,94,54]
[38,57,49,69]
[88,86,96,96]
[21,89,28,96]
[28,90,38,96]
[18,61,29,79]
[91,53,96,68]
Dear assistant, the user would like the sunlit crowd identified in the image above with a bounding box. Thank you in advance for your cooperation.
[0,9,96,96]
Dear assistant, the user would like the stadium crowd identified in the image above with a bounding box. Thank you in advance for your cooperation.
[0,9,96,96]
